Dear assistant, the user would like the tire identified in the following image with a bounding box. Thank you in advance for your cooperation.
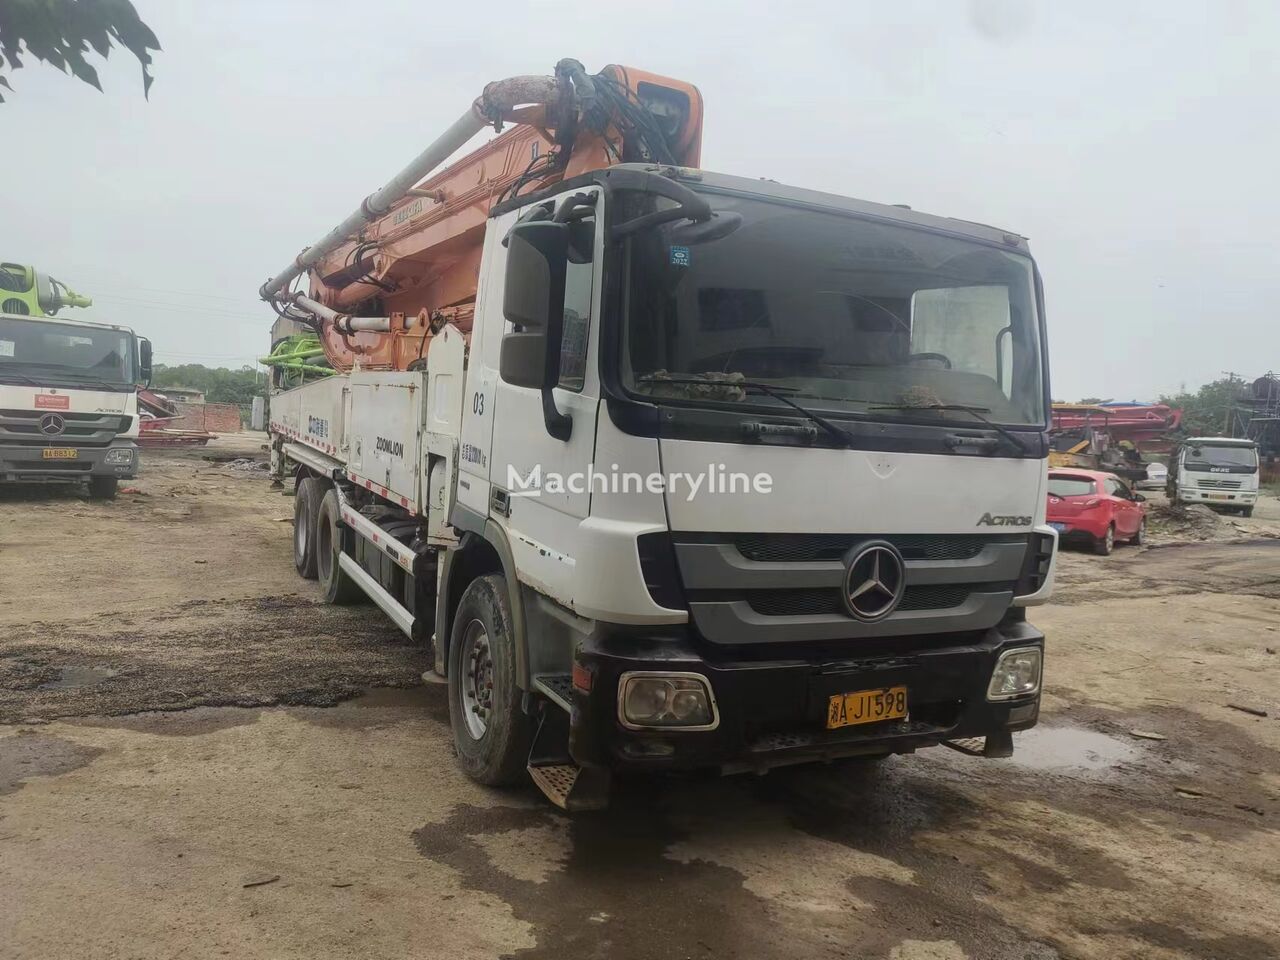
[316,488,363,605]
[447,574,533,786]
[1128,517,1146,546]
[293,477,322,579]
[88,477,118,500]
[1242,507,1254,518]
[1094,524,1115,556]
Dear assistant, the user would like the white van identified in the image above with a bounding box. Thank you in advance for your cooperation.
[1166,437,1260,516]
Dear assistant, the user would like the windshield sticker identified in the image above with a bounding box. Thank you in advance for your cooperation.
[669,245,691,267]
[0,340,13,357]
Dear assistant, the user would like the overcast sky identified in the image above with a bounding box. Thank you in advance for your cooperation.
[4,0,1277,400]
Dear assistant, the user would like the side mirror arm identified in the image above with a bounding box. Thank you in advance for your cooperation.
[542,388,572,441]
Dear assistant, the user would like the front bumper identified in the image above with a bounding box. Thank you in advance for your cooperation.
[569,617,1043,773]
[0,440,138,483]
[1179,490,1257,506]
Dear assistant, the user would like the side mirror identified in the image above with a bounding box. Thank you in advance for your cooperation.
[499,220,568,390]
[138,337,153,386]
[1133,493,1147,503]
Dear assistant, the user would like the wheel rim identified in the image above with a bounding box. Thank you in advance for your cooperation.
[459,618,495,741]
[1105,527,1114,550]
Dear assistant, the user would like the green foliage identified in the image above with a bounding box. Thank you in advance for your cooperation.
[1159,377,1252,437]
[152,363,265,406]
[0,0,160,102]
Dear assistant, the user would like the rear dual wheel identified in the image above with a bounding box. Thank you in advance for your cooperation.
[293,477,322,579]
[315,487,361,605]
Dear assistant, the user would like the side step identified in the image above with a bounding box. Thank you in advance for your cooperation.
[531,674,573,712]
[527,763,611,813]
[525,700,610,812]
[943,731,1014,758]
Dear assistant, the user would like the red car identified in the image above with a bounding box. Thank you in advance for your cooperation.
[1046,468,1147,555]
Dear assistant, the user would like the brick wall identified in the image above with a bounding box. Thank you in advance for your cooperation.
[167,402,242,434]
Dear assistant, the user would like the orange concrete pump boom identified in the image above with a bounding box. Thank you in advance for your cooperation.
[261,59,703,372]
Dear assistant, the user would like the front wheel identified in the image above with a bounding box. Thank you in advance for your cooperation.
[1128,517,1146,546]
[447,574,533,786]
[88,477,118,500]
[1242,507,1254,518]
[1094,524,1115,556]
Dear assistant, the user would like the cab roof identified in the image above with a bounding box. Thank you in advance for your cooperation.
[675,166,1032,254]
[0,311,133,334]
[1182,437,1256,447]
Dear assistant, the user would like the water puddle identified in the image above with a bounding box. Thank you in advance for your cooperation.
[37,666,118,690]
[1007,725,1140,776]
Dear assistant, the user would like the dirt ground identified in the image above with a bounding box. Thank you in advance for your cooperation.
[1,437,1278,960]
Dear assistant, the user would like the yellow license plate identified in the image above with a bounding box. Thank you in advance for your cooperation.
[42,448,78,460]
[827,685,908,729]
[1207,493,1230,500]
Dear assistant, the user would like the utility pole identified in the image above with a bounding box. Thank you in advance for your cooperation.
[1222,371,1241,435]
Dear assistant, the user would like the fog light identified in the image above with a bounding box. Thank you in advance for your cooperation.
[104,448,135,465]
[987,647,1042,701]
[619,672,717,730]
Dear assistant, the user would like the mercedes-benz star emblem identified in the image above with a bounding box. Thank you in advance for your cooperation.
[39,413,66,437]
[842,542,906,622]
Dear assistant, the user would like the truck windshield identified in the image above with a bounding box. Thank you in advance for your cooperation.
[622,192,1045,427]
[0,315,134,387]
[1184,446,1258,471]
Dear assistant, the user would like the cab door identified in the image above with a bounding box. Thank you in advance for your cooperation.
[485,187,603,605]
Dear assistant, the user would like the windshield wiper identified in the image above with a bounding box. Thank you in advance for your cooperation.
[638,375,854,447]
[869,402,1026,454]
[9,366,128,390]
[0,372,40,386]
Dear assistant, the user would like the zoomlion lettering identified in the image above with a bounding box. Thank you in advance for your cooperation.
[375,436,404,458]
[977,513,1033,527]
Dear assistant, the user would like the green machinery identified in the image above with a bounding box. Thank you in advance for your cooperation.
[260,334,333,384]
[0,263,92,317]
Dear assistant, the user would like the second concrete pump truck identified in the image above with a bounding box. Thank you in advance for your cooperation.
[263,59,1056,810]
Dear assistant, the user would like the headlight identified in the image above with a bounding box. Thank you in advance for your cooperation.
[618,672,717,729]
[987,647,1042,700]
[105,448,135,465]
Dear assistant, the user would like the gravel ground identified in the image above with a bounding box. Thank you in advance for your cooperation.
[1,437,1277,960]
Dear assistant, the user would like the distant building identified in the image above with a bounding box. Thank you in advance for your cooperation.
[160,386,205,403]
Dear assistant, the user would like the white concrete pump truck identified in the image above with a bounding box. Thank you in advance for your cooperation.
[263,60,1056,810]
[1,263,150,499]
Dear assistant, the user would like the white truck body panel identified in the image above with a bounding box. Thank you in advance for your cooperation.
[346,370,426,512]
[269,376,346,459]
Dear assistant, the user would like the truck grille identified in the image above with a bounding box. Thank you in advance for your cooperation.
[0,409,130,447]
[749,584,977,617]
[674,532,1028,646]
[1196,478,1243,490]
[735,533,990,562]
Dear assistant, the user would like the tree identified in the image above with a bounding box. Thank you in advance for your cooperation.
[153,364,265,406]
[1160,377,1252,437]
[0,0,160,102]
